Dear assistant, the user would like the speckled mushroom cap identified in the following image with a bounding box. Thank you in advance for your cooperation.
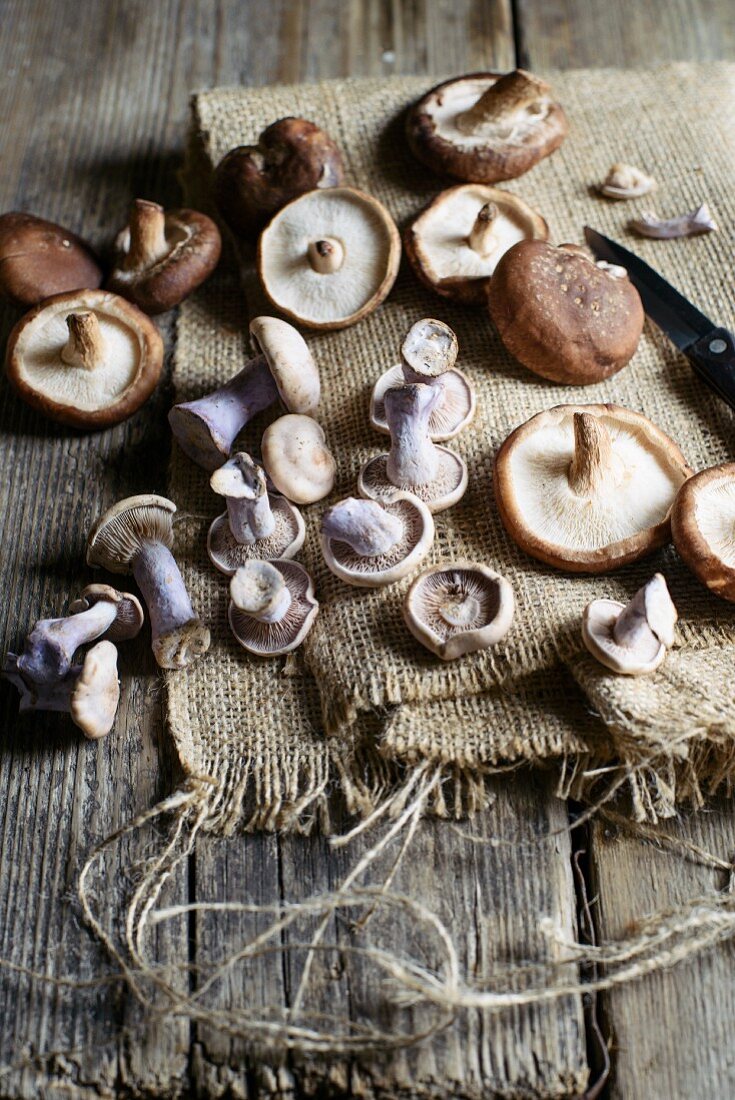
[69,640,120,740]
[258,187,401,330]
[261,414,336,504]
[321,493,435,588]
[229,559,319,656]
[406,70,568,184]
[671,462,735,602]
[86,495,176,573]
[494,404,691,573]
[0,212,102,308]
[488,240,644,385]
[5,289,164,428]
[68,584,145,640]
[108,200,222,314]
[405,184,548,304]
[403,562,515,661]
[249,315,320,414]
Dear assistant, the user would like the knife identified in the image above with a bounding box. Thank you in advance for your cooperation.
[584,226,735,412]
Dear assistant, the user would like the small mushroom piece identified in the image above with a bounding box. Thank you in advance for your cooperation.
[5,289,164,428]
[0,212,102,307]
[261,414,336,504]
[582,574,677,676]
[403,562,515,661]
[321,493,435,588]
[3,640,120,740]
[169,315,320,470]
[213,117,344,239]
[629,202,718,239]
[598,163,657,200]
[371,318,476,441]
[671,462,735,602]
[107,199,221,314]
[404,185,548,304]
[488,240,645,385]
[207,452,305,575]
[15,585,144,685]
[86,495,210,670]
[257,187,401,330]
[360,384,468,513]
[228,560,318,656]
[406,70,568,184]
[494,405,691,573]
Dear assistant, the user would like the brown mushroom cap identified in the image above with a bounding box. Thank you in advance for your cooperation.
[5,289,164,428]
[488,240,644,385]
[261,414,336,504]
[228,559,319,656]
[257,188,401,330]
[213,117,344,239]
[671,462,735,602]
[403,562,515,660]
[107,200,221,314]
[406,70,568,184]
[405,185,548,304]
[249,315,320,414]
[68,584,145,641]
[86,494,175,573]
[0,212,102,308]
[320,493,435,588]
[494,404,691,573]
[69,640,120,740]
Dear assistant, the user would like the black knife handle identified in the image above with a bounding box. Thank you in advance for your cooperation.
[686,328,735,412]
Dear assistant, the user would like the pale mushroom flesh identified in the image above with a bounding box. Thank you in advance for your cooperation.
[598,163,656,200]
[630,203,718,239]
[403,563,515,661]
[428,72,555,150]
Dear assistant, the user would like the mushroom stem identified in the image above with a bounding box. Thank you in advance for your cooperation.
[16,600,119,684]
[612,574,677,651]
[307,237,345,274]
[132,540,198,654]
[230,562,292,623]
[568,413,614,496]
[61,312,104,371]
[467,203,499,257]
[4,654,85,713]
[456,70,548,134]
[125,199,169,269]
[385,384,442,488]
[322,497,403,557]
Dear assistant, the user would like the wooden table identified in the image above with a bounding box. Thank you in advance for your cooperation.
[1,2,734,1096]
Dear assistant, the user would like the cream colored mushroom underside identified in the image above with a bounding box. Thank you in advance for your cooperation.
[426,80,551,149]
[693,476,735,567]
[507,419,684,550]
[261,193,393,323]
[416,187,531,278]
[15,308,141,410]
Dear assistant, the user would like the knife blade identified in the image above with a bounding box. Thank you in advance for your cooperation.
[583,226,735,412]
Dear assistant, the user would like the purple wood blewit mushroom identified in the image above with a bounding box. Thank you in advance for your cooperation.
[168,315,320,470]
[320,494,435,588]
[228,559,319,656]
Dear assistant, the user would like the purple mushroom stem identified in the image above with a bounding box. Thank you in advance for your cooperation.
[385,384,442,487]
[4,653,83,712]
[321,498,402,557]
[132,540,196,648]
[227,490,276,545]
[16,600,119,684]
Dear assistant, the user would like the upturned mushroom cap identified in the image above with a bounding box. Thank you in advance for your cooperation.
[494,405,691,573]
[406,70,568,184]
[405,185,548,304]
[249,316,320,415]
[68,584,145,641]
[403,562,515,661]
[258,188,401,330]
[229,560,319,656]
[86,495,175,573]
[107,200,221,314]
[582,574,678,676]
[213,117,344,238]
[5,289,164,428]
[261,414,336,504]
[0,212,102,307]
[488,240,645,385]
[671,462,735,602]
[69,640,120,739]
[321,493,435,588]
[370,363,476,441]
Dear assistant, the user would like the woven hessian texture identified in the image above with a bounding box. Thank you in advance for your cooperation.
[170,64,735,827]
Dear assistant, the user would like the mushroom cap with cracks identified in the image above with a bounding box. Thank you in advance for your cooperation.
[494,404,691,573]
[405,185,548,304]
[261,414,336,504]
[406,70,568,184]
[86,494,176,573]
[69,640,121,739]
[582,574,678,676]
[5,289,164,428]
[0,211,102,308]
[258,187,401,330]
[229,560,319,656]
[249,315,320,415]
[403,562,515,661]
[671,462,735,603]
[68,584,145,641]
[321,492,435,588]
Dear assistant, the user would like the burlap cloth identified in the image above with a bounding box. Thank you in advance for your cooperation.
[169,63,735,828]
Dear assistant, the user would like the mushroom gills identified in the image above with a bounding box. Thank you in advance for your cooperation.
[321,494,435,588]
[582,575,677,676]
[228,560,318,656]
